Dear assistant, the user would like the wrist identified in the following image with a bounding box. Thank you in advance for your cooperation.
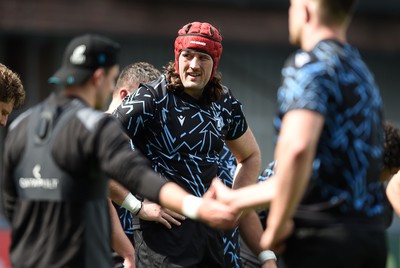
[134,200,143,216]
[258,250,277,264]
[121,193,142,215]
[182,195,202,220]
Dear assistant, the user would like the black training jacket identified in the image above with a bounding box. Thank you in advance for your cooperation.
[1,92,166,268]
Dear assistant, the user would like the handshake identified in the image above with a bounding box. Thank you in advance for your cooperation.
[160,175,293,255]
[182,177,293,256]
[183,178,274,230]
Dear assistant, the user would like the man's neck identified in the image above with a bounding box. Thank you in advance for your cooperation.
[64,86,95,108]
[106,98,121,114]
[302,25,346,51]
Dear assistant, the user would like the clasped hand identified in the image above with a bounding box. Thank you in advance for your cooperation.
[197,178,245,230]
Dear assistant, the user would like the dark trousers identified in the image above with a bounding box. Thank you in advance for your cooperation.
[280,227,387,268]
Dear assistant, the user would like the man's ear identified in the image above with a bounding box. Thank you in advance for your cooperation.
[92,68,105,86]
[119,88,129,101]
[305,0,319,24]
[304,4,311,23]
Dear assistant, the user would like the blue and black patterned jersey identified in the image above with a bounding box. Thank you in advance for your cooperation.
[275,39,386,228]
[112,203,134,237]
[218,145,237,188]
[114,75,247,197]
[217,145,241,268]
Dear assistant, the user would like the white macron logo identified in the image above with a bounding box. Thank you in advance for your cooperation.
[190,40,206,46]
[178,115,185,126]
[70,45,86,65]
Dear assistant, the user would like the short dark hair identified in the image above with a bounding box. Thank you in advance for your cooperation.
[115,62,161,90]
[164,61,223,106]
[318,0,359,26]
[383,121,400,170]
[0,63,25,109]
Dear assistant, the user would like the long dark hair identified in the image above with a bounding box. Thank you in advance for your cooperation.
[164,61,223,106]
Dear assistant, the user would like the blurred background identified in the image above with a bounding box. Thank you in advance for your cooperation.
[0,0,399,267]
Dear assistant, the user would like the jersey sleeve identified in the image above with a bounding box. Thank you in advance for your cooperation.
[1,110,31,221]
[112,85,157,139]
[225,87,248,140]
[95,115,166,203]
[277,51,330,117]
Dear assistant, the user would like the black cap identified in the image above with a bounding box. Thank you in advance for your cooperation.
[48,34,120,86]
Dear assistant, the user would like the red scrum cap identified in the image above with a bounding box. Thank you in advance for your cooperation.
[174,22,223,79]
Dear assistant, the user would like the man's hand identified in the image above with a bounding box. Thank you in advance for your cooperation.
[123,257,135,268]
[204,178,234,204]
[262,260,277,268]
[260,219,294,253]
[159,181,239,229]
[138,200,185,229]
[197,190,240,230]
[205,178,249,216]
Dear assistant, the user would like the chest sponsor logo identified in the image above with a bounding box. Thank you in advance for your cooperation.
[19,164,60,190]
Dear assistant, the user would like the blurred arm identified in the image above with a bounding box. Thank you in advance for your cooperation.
[226,128,266,260]
[158,182,238,230]
[261,109,323,250]
[386,171,400,216]
[109,199,135,268]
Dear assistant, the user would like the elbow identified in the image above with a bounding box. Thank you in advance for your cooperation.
[277,137,318,170]
[289,140,315,160]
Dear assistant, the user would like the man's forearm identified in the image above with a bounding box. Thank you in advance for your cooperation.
[263,110,323,249]
[387,173,400,216]
[230,180,276,211]
[109,179,130,205]
[239,211,265,255]
[108,199,135,264]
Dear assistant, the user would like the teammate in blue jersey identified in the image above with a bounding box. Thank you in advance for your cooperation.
[267,1,387,266]
[113,22,269,267]
[210,0,388,267]
[219,122,400,267]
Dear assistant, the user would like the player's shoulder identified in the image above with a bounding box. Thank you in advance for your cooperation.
[8,108,33,131]
[75,107,108,131]
[285,49,319,70]
[137,74,167,100]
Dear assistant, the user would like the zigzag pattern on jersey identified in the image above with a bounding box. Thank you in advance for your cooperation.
[275,40,384,216]
[118,207,133,236]
[218,145,241,267]
[119,79,246,198]
[222,226,241,268]
[217,145,237,187]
